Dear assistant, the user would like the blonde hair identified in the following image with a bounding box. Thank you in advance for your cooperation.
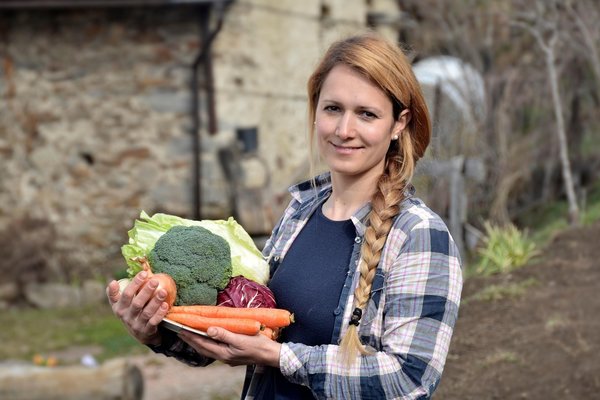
[306,32,431,362]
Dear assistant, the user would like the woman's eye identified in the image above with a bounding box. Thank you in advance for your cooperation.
[324,105,340,112]
[360,111,378,119]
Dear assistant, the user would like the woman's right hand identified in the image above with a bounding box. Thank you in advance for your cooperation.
[106,271,170,346]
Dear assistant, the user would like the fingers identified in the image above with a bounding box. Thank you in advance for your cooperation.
[179,327,261,361]
[135,299,168,343]
[120,271,148,306]
[130,279,156,313]
[138,288,169,326]
[107,271,170,346]
[147,301,170,327]
[112,271,156,323]
[106,280,120,305]
[179,330,228,359]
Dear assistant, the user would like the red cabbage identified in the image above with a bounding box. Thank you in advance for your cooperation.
[217,275,277,308]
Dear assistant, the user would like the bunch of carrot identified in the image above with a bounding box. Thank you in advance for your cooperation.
[166,305,294,340]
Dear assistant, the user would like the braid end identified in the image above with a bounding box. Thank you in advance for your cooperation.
[339,320,371,365]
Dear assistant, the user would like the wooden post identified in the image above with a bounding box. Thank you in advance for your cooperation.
[417,155,485,256]
[0,358,143,400]
[448,156,466,258]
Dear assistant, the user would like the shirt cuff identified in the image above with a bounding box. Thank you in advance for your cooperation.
[279,343,304,378]
[145,325,179,354]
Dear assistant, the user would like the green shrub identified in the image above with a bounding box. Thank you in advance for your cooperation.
[475,222,538,276]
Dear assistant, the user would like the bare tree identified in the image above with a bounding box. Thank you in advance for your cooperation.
[399,0,598,228]
[488,70,537,224]
[565,0,600,93]
[511,2,580,225]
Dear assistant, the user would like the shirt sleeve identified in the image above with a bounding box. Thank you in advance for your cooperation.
[146,326,214,367]
[278,218,463,399]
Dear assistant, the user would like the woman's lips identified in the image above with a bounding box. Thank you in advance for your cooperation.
[331,142,362,154]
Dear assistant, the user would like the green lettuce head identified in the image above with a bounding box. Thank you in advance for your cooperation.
[121,211,270,285]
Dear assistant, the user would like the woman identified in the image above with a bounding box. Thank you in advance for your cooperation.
[107,32,462,399]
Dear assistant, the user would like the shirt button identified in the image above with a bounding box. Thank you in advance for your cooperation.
[333,307,342,315]
[273,256,280,262]
[354,237,362,244]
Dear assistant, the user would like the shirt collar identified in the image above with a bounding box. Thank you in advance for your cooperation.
[288,171,332,203]
[288,171,416,236]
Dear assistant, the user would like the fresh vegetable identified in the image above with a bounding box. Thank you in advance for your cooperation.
[121,211,269,285]
[137,257,177,307]
[117,278,132,294]
[145,225,231,305]
[217,276,277,308]
[169,305,294,328]
[166,313,263,335]
[117,258,177,308]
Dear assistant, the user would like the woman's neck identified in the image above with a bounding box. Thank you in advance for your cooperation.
[322,170,381,221]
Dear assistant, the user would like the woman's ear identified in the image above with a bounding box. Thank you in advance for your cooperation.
[392,109,411,139]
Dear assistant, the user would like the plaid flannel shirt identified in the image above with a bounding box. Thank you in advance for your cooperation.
[151,172,463,399]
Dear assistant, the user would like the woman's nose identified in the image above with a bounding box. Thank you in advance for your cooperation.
[335,113,355,139]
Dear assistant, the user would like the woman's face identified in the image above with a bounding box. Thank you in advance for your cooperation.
[315,64,407,181]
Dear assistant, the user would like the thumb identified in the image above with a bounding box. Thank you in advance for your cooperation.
[206,326,233,342]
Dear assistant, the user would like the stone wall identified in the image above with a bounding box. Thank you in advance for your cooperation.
[0,1,400,281]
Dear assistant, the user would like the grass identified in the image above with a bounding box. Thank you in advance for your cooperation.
[582,182,600,223]
[467,180,600,278]
[462,278,539,304]
[481,350,522,367]
[0,303,146,363]
[544,314,570,331]
[474,222,539,276]
[461,179,600,305]
[520,180,600,246]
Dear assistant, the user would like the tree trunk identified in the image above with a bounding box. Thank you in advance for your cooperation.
[545,42,580,225]
[0,358,143,400]
[568,80,583,191]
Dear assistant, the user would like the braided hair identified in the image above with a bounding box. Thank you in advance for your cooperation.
[306,32,431,363]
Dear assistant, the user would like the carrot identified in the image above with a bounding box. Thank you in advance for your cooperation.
[166,313,263,335]
[170,305,294,328]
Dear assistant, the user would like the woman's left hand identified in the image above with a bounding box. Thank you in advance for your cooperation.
[178,327,282,368]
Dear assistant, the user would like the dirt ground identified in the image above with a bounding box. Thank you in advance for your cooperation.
[129,220,600,400]
[434,220,600,399]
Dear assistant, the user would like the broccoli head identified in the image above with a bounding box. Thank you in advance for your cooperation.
[148,225,232,305]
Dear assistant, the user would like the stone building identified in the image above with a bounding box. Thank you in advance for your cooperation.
[0,0,403,280]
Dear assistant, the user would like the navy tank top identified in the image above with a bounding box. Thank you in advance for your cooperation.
[264,203,356,399]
